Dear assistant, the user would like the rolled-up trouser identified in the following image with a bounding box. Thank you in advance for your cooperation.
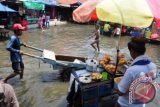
[12,62,24,74]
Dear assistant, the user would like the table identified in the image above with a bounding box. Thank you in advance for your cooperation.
[67,69,114,107]
[0,29,9,38]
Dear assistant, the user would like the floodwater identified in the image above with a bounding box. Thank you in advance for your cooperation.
[0,23,160,107]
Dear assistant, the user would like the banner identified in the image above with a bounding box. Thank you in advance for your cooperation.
[23,1,44,10]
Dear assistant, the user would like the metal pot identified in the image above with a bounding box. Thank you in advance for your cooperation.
[85,58,98,72]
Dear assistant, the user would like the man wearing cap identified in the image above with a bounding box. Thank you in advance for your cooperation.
[4,24,26,83]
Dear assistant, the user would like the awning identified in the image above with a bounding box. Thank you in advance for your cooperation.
[0,3,17,12]
[36,0,57,6]
[23,1,44,10]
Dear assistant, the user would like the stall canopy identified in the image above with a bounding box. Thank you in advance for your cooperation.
[36,0,57,6]
[0,3,17,12]
[73,0,160,28]
[23,1,45,10]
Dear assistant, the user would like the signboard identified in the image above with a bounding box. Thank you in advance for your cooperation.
[23,1,44,10]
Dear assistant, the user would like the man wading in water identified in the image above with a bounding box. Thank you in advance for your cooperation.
[4,23,26,83]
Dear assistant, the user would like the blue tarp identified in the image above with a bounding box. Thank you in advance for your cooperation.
[36,0,57,6]
[0,3,17,12]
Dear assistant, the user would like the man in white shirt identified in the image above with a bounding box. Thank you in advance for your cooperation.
[115,37,157,107]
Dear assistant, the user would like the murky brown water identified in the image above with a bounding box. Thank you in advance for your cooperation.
[0,23,160,107]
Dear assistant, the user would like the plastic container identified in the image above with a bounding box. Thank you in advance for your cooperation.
[102,72,108,81]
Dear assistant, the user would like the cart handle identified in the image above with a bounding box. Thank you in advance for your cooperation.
[23,52,43,60]
[24,44,43,52]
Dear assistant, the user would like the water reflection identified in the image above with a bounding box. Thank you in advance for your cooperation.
[0,23,160,107]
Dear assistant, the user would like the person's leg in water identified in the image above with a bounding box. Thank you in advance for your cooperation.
[41,24,44,31]
[4,62,21,83]
[46,22,49,28]
[39,23,44,31]
[20,62,24,79]
[91,40,97,51]
[96,40,100,52]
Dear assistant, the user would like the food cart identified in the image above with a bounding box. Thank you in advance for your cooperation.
[23,45,128,107]
[66,54,128,107]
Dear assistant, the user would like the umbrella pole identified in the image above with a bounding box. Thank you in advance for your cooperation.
[112,0,124,76]
[114,24,122,76]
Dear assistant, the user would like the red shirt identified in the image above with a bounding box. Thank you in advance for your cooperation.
[155,18,160,29]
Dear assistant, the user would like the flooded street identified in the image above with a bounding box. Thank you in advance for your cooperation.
[0,23,160,107]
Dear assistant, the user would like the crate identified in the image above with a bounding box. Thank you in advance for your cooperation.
[83,86,98,100]
[80,80,113,107]
[99,83,113,97]
[83,98,99,107]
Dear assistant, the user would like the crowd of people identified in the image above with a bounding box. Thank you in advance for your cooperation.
[38,14,57,31]
[15,14,58,32]
[99,21,160,41]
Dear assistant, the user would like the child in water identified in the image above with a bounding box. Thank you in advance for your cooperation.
[90,24,100,52]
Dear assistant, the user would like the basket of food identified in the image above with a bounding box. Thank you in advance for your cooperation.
[99,53,129,74]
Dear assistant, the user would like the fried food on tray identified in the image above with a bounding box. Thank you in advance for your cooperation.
[91,73,102,80]
[118,53,125,59]
[118,58,127,65]
[117,53,127,65]
[99,54,112,65]
[114,77,123,84]
[104,64,116,73]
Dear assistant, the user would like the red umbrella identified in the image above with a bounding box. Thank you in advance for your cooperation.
[73,0,100,23]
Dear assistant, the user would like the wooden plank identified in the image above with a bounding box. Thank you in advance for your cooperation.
[43,49,56,61]
[55,55,86,62]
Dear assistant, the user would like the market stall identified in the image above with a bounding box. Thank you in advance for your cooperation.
[0,3,17,28]
[67,54,129,107]
[23,1,45,24]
